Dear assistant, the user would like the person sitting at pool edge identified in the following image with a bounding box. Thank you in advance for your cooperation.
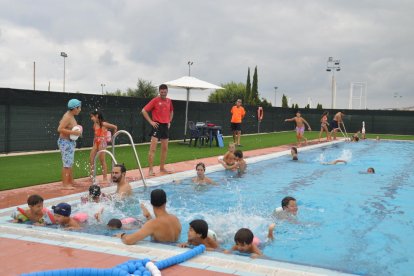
[112,164,132,198]
[274,196,298,220]
[219,143,236,169]
[291,147,298,161]
[225,224,276,258]
[52,203,81,230]
[192,162,216,185]
[117,189,181,244]
[11,194,55,226]
[179,219,218,250]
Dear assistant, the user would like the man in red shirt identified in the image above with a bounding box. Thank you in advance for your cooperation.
[230,99,246,147]
[142,84,174,176]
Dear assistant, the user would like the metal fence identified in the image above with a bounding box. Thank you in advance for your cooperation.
[0,88,413,153]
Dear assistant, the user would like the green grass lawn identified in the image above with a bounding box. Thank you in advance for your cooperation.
[1,131,413,190]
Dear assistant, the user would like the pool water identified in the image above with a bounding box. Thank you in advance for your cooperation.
[72,140,414,275]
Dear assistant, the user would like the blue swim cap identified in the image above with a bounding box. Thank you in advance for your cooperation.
[67,99,81,109]
[52,203,72,217]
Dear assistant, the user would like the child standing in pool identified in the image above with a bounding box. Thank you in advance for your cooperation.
[89,110,117,183]
[192,162,216,185]
[284,111,312,147]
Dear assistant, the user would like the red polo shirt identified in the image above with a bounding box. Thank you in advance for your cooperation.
[143,97,173,124]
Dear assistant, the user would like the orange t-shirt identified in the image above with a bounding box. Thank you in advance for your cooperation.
[231,106,246,123]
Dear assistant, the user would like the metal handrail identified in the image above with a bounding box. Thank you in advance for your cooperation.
[111,130,147,187]
[93,150,118,185]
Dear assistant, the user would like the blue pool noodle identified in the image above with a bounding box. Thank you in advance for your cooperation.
[22,245,206,276]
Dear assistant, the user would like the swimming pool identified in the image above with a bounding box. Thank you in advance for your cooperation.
[2,140,413,275]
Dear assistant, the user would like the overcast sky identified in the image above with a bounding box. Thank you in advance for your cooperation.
[0,0,413,109]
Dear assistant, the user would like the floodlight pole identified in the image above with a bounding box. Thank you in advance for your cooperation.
[274,86,278,107]
[326,57,341,109]
[101,83,106,95]
[61,52,68,92]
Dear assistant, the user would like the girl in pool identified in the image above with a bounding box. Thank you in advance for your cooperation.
[89,110,117,183]
[192,162,216,185]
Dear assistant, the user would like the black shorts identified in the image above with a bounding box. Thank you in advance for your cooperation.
[231,123,241,131]
[149,123,169,140]
[330,120,339,131]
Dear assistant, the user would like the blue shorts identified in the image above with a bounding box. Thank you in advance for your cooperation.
[58,138,76,168]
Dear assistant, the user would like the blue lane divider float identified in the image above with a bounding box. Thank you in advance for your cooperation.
[22,244,206,276]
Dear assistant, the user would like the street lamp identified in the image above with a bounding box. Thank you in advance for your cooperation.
[326,57,341,109]
[101,83,106,95]
[274,86,278,107]
[187,61,193,76]
[60,52,68,92]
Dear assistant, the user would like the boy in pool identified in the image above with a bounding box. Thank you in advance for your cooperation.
[81,184,109,204]
[52,203,81,230]
[321,159,347,165]
[284,111,312,147]
[234,150,247,174]
[291,147,298,161]
[219,143,236,169]
[11,194,55,226]
[179,219,219,250]
[273,196,298,220]
[225,224,276,258]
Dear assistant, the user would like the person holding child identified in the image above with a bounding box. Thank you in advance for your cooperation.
[89,110,117,183]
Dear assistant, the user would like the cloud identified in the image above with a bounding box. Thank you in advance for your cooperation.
[0,0,413,109]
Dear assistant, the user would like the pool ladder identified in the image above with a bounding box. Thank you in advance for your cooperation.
[93,130,147,187]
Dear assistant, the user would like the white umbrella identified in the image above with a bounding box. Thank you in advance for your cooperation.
[164,76,224,140]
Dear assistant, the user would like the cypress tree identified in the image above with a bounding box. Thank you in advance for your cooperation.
[245,67,251,104]
[251,66,259,105]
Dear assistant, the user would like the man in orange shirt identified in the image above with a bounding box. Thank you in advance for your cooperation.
[230,99,246,146]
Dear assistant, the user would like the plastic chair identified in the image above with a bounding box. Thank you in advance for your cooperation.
[188,121,208,147]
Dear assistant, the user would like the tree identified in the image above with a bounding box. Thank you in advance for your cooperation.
[291,103,295,109]
[295,103,299,109]
[104,79,157,98]
[245,67,251,105]
[282,94,288,108]
[305,104,310,109]
[251,66,259,105]
[136,79,157,98]
[316,103,323,109]
[208,82,246,104]
[260,98,272,108]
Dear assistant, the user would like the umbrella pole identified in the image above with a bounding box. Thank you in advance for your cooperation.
[184,88,190,142]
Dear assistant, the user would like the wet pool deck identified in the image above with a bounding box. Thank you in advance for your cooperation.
[0,140,349,276]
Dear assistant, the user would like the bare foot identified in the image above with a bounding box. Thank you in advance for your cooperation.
[62,185,75,190]
[160,168,174,174]
[148,170,156,177]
